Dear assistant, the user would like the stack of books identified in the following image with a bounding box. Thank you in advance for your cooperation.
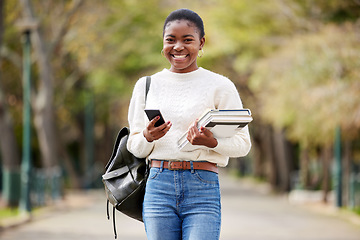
[177,109,253,151]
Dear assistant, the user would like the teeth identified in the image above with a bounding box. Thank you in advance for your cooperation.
[173,55,187,59]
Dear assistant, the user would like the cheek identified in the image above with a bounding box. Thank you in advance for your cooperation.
[162,44,171,53]
[189,47,200,56]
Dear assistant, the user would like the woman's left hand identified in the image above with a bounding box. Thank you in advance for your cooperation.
[186,119,218,148]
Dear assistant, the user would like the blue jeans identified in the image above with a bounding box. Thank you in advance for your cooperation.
[143,162,221,240]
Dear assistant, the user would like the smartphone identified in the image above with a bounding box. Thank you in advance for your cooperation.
[145,109,166,127]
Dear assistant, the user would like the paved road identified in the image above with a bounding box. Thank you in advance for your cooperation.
[1,172,360,240]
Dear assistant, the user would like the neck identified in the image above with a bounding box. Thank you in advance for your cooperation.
[169,65,199,73]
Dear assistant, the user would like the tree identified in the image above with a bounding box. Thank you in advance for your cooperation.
[250,24,360,147]
[249,22,360,197]
[0,0,22,206]
[62,0,169,172]
[199,0,305,190]
[18,0,84,171]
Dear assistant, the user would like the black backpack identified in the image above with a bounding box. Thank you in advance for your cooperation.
[102,76,151,238]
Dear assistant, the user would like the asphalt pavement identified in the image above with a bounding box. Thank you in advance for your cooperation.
[0,171,359,240]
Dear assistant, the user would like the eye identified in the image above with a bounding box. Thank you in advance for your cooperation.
[165,38,174,42]
[184,38,194,43]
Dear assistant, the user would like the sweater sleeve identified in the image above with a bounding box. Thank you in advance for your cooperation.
[126,77,155,158]
[211,80,251,157]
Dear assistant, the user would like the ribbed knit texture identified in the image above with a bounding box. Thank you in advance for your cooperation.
[127,67,251,167]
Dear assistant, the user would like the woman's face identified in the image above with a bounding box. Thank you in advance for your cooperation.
[163,20,205,73]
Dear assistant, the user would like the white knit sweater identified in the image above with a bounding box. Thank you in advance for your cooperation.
[127,67,251,167]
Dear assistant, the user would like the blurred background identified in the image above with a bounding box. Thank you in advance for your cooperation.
[0,0,359,219]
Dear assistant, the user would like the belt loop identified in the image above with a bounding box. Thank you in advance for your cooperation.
[190,161,194,173]
[160,160,164,172]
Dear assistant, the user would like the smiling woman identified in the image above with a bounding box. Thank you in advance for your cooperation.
[126,8,251,240]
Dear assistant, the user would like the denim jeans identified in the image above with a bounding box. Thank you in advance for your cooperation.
[143,161,221,240]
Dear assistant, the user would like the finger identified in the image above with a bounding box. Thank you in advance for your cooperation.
[200,126,212,137]
[149,116,160,128]
[154,121,172,139]
[157,120,170,131]
[160,121,172,132]
[192,119,200,134]
[193,119,199,128]
[166,121,172,130]
[189,126,198,139]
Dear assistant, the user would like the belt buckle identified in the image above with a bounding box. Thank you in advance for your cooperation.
[168,161,182,170]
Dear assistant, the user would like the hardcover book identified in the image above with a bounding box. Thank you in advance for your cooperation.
[178,109,253,151]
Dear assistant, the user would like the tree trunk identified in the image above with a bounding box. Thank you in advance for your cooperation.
[261,125,278,189]
[300,146,311,189]
[58,139,81,189]
[0,83,21,207]
[272,128,293,192]
[251,123,266,179]
[321,145,332,203]
[342,141,352,207]
[0,0,21,206]
[0,85,20,170]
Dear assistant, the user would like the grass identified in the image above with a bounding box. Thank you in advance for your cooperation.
[353,207,360,216]
[0,207,19,219]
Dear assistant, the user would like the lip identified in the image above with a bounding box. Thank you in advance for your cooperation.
[171,54,189,60]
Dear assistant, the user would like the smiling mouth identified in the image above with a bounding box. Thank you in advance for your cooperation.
[171,54,188,59]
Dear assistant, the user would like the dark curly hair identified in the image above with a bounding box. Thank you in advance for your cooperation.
[163,9,205,39]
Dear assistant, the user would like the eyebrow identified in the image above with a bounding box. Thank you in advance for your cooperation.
[165,34,195,38]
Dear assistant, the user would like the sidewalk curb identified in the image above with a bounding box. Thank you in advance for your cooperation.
[226,173,360,228]
[289,189,360,228]
[0,213,31,231]
[290,201,360,227]
[0,189,104,232]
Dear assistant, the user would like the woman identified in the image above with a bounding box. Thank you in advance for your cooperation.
[127,9,251,240]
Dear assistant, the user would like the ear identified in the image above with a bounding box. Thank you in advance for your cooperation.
[199,37,205,50]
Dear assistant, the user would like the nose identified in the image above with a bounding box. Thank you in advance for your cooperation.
[173,41,184,51]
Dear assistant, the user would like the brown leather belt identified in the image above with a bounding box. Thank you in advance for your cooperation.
[150,160,218,174]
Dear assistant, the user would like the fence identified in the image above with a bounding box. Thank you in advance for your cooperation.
[350,172,360,210]
[30,166,62,207]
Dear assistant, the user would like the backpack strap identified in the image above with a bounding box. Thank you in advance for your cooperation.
[113,206,117,239]
[145,76,151,102]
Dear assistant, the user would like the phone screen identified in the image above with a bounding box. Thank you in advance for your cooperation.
[145,109,166,127]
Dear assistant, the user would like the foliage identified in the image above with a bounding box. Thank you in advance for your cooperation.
[250,23,360,146]
[63,0,169,127]
[295,0,360,23]
[202,0,306,75]
[65,0,166,92]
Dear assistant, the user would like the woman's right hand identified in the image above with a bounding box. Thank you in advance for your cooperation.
[143,116,172,142]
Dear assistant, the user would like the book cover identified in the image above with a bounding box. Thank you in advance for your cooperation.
[177,109,252,151]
